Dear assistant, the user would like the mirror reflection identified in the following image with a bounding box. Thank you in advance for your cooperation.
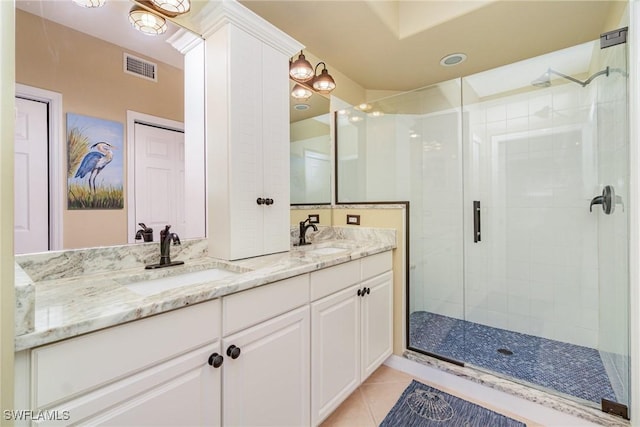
[14,0,198,254]
[289,85,331,205]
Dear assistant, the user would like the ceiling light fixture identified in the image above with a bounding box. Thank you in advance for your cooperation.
[129,6,168,35]
[72,0,106,7]
[150,0,190,15]
[440,53,467,67]
[289,51,336,98]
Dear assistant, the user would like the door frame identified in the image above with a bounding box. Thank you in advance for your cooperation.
[15,84,64,251]
[126,111,184,243]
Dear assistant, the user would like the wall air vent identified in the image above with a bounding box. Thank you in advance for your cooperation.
[124,53,157,82]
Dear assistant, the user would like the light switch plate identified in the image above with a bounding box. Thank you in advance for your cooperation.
[346,214,360,225]
[308,214,320,224]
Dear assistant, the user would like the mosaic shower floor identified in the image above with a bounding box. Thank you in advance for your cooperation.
[409,311,617,404]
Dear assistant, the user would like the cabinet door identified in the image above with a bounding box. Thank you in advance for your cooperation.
[311,285,361,426]
[227,26,264,259]
[361,271,394,380]
[261,42,290,255]
[42,343,222,427]
[222,306,310,426]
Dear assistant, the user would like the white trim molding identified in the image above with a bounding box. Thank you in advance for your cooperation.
[14,84,64,251]
[166,28,203,55]
[194,0,303,57]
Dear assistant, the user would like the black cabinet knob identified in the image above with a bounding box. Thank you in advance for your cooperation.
[207,352,224,368]
[227,345,241,359]
[366,287,371,295]
[256,198,265,205]
[357,289,362,296]
[265,198,274,205]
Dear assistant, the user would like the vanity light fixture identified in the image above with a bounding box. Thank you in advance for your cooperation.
[312,62,336,94]
[289,52,315,82]
[289,51,336,97]
[291,83,313,100]
[129,6,168,35]
[72,0,106,7]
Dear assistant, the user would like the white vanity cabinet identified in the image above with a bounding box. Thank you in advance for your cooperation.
[15,249,393,427]
[310,252,394,426]
[220,274,310,426]
[17,299,222,426]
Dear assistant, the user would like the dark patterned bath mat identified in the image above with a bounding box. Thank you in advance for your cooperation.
[379,380,526,426]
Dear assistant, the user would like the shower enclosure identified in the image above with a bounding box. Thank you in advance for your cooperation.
[336,35,630,414]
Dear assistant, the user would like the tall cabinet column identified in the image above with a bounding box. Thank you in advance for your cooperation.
[198,0,302,260]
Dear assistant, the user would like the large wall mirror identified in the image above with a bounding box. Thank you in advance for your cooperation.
[14,0,204,254]
[290,85,331,205]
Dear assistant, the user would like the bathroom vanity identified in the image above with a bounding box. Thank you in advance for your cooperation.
[14,229,395,426]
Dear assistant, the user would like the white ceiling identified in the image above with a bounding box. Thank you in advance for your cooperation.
[16,0,185,69]
[16,0,624,103]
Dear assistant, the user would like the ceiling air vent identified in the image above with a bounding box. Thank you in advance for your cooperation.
[124,53,157,82]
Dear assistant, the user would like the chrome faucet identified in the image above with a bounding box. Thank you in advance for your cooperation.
[298,218,318,246]
[145,225,184,269]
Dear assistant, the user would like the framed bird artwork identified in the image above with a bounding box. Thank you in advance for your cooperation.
[67,113,124,209]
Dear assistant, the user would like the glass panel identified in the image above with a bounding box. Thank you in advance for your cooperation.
[462,40,629,408]
[594,40,630,410]
[335,37,630,412]
[336,81,462,204]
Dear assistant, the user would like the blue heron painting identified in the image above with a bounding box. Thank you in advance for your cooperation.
[67,113,123,209]
[74,142,116,192]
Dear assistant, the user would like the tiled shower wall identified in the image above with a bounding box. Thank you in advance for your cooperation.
[461,83,600,348]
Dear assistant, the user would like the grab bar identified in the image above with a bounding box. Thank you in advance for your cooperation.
[473,201,481,243]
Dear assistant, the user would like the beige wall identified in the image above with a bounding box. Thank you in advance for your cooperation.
[332,207,406,356]
[16,10,184,249]
[1,1,15,420]
[292,206,407,356]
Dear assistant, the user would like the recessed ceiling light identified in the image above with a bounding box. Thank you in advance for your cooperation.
[440,53,467,67]
[293,103,310,111]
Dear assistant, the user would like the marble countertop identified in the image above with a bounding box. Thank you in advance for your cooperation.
[15,230,395,352]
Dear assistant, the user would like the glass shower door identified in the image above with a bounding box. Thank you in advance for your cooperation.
[461,39,630,411]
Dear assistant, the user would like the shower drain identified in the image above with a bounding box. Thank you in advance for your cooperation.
[497,348,514,356]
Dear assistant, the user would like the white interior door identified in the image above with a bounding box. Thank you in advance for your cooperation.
[134,123,185,241]
[14,97,49,254]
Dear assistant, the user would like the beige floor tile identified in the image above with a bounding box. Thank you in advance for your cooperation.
[362,364,414,385]
[320,389,376,427]
[360,381,413,425]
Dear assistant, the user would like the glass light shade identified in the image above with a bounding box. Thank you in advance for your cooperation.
[150,0,190,14]
[129,7,168,35]
[289,53,314,82]
[291,84,313,100]
[72,0,106,7]
[312,68,336,93]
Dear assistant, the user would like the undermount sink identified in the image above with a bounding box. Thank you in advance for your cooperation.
[124,268,241,296]
[305,247,349,256]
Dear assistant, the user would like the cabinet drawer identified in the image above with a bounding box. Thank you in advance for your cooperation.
[32,299,220,409]
[37,343,220,426]
[361,251,392,280]
[310,260,360,301]
[222,274,309,336]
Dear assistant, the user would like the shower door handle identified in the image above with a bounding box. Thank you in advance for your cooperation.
[473,201,481,243]
[590,185,620,215]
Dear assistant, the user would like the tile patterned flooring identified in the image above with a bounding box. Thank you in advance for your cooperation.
[408,311,617,404]
[321,365,534,427]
